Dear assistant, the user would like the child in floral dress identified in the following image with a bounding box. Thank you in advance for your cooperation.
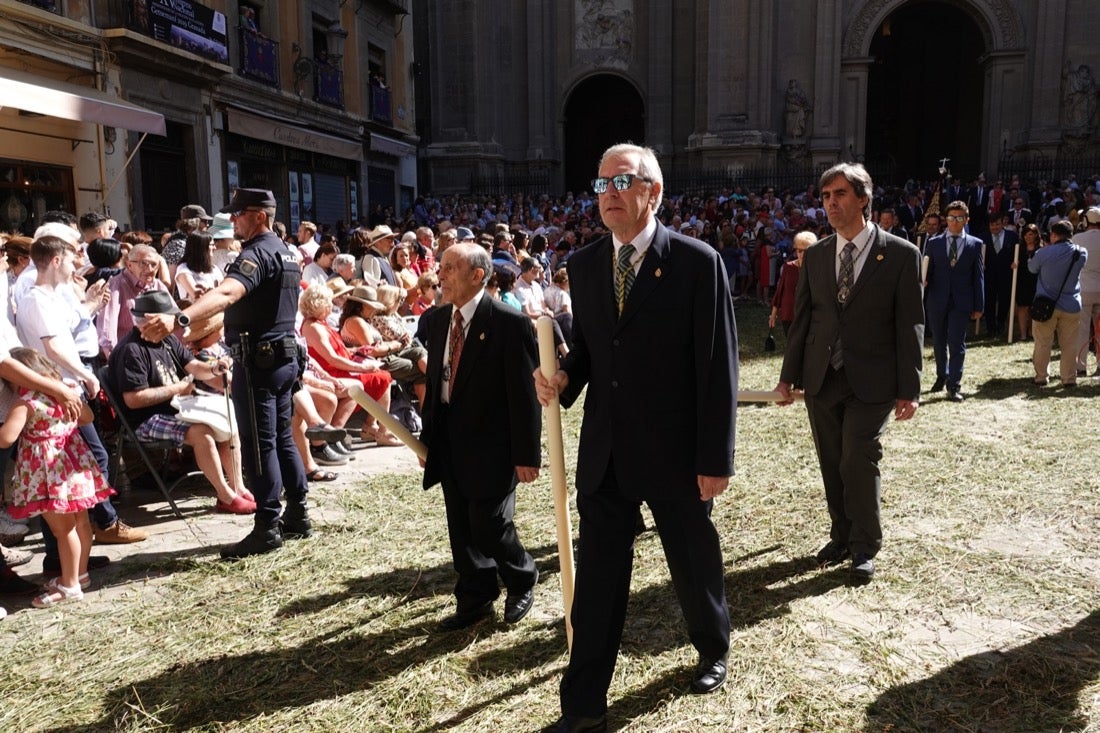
[0,349,114,607]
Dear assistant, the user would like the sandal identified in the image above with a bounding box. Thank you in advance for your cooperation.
[32,579,83,608]
[306,468,339,482]
[373,429,402,447]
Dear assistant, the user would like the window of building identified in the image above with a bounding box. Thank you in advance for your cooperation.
[0,160,74,235]
[239,2,262,33]
[368,44,388,88]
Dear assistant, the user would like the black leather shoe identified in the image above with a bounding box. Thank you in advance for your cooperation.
[281,502,314,539]
[815,540,849,565]
[946,389,964,402]
[504,568,537,623]
[304,422,347,444]
[221,522,283,560]
[850,553,875,581]
[690,655,727,694]
[930,377,946,392]
[437,601,493,631]
[541,714,608,733]
[504,588,534,624]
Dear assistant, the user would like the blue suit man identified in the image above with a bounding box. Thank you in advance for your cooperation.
[924,201,984,401]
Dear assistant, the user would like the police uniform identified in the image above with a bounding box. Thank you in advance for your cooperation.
[219,190,310,558]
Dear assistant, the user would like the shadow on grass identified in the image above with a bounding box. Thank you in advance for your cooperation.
[275,540,564,619]
[44,612,552,733]
[964,375,1100,401]
[864,611,1100,732]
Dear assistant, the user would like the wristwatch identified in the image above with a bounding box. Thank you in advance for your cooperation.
[175,313,191,328]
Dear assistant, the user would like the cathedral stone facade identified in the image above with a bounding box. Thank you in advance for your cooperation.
[413,0,1100,193]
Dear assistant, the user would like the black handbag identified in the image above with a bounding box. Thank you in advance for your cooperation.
[764,329,776,352]
[1029,248,1081,323]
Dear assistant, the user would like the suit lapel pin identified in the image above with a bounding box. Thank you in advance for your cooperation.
[655,268,662,277]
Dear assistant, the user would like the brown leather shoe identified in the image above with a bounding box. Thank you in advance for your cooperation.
[93,520,149,544]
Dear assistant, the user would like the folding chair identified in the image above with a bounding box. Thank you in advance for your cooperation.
[97,367,202,521]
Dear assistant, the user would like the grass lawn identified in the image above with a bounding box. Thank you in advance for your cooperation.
[2,301,1098,732]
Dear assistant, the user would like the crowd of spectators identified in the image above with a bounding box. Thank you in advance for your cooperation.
[1,168,1097,616]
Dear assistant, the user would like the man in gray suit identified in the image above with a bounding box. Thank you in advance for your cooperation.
[775,163,924,582]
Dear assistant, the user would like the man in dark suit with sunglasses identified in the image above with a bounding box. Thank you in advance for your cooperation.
[535,143,738,733]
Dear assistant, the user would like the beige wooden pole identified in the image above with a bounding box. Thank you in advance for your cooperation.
[1007,242,1020,344]
[738,390,805,403]
[536,316,575,651]
[347,383,427,460]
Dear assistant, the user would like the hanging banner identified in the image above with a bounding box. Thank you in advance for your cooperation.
[127,0,229,65]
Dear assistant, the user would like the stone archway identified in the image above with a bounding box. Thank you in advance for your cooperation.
[843,0,1024,57]
[842,0,1025,179]
[865,2,985,178]
[562,74,645,194]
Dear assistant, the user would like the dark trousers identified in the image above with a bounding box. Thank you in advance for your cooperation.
[232,357,307,525]
[559,463,730,718]
[985,279,1012,334]
[437,424,536,610]
[804,367,893,558]
[929,306,971,390]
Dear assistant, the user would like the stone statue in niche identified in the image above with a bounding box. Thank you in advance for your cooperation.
[1062,62,1098,130]
[576,0,633,59]
[784,79,812,139]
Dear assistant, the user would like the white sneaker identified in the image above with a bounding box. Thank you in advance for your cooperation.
[0,511,29,545]
[0,544,31,567]
[0,606,7,620]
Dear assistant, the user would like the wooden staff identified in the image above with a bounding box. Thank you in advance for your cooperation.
[346,383,427,460]
[921,255,930,288]
[536,316,575,650]
[737,390,805,403]
[1007,242,1020,344]
[975,242,985,335]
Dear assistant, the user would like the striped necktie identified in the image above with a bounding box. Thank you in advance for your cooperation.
[616,244,636,315]
[448,310,465,383]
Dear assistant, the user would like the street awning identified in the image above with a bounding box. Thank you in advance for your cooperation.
[0,67,166,136]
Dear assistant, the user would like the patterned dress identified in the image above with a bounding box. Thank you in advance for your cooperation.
[6,389,114,519]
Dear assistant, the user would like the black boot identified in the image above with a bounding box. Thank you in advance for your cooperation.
[281,499,314,539]
[221,520,283,560]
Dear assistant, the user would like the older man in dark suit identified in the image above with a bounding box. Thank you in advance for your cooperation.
[536,143,738,733]
[982,215,1018,337]
[420,243,542,631]
[776,162,924,582]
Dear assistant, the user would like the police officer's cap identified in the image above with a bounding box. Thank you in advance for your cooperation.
[220,188,277,214]
[131,290,181,317]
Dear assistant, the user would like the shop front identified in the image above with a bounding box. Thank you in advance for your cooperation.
[0,65,166,234]
[224,108,361,232]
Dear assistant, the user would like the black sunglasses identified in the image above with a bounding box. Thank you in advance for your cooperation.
[591,173,654,195]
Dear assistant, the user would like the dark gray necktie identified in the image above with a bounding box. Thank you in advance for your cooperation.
[832,241,856,370]
[837,241,855,304]
[949,236,958,267]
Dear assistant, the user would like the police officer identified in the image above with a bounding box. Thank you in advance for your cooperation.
[139,188,310,559]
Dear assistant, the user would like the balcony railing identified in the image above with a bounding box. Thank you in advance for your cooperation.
[315,63,344,108]
[370,86,392,125]
[239,29,280,87]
